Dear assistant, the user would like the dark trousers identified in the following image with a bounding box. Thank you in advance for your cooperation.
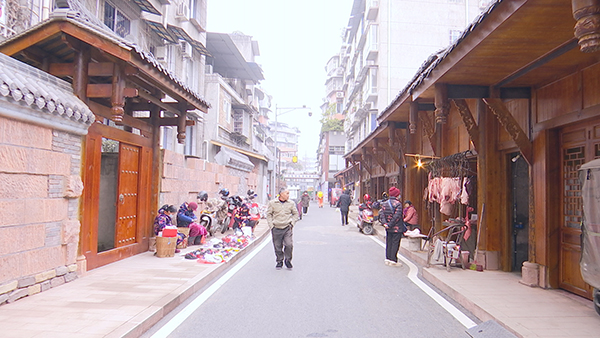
[272,226,293,263]
[340,209,349,225]
[302,206,308,214]
[386,231,402,262]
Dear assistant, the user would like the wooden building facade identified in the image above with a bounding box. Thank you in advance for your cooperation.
[0,10,209,271]
[344,0,600,299]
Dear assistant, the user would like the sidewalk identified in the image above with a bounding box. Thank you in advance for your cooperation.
[355,205,600,338]
[1,206,599,338]
[0,220,273,338]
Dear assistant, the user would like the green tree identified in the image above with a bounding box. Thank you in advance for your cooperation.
[320,103,344,133]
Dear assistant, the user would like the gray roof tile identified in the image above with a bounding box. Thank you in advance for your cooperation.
[0,51,94,126]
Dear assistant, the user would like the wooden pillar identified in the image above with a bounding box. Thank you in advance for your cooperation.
[177,102,187,144]
[531,128,560,287]
[73,47,90,102]
[110,63,125,123]
[477,99,506,270]
[406,101,420,208]
[572,0,600,52]
[151,105,162,214]
[435,83,449,124]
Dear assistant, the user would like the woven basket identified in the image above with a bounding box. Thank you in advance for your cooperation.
[156,236,177,258]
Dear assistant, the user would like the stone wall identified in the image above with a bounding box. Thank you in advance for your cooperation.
[159,149,259,208]
[0,117,83,305]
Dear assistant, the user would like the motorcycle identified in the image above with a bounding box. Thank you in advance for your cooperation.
[221,195,243,234]
[357,201,375,235]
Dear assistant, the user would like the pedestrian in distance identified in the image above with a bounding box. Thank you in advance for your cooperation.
[301,191,311,214]
[403,200,419,231]
[317,191,324,208]
[379,186,406,266]
[266,187,299,269]
[336,189,352,226]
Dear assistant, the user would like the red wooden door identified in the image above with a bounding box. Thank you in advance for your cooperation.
[115,143,140,247]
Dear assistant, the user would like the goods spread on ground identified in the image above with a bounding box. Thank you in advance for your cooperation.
[183,234,253,264]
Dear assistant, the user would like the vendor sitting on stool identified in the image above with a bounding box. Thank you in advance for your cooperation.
[403,201,419,231]
[154,204,185,252]
[177,202,208,245]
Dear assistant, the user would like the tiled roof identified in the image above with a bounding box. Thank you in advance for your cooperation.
[0,51,94,126]
[0,6,210,109]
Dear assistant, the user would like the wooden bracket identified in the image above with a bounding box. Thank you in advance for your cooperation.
[419,111,437,156]
[452,99,480,151]
[483,98,532,164]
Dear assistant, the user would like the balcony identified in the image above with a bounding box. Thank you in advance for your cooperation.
[367,0,379,21]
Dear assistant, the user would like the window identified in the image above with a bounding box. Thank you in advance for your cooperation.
[223,98,231,124]
[329,146,345,155]
[161,126,174,151]
[104,2,130,38]
[449,30,462,45]
[184,125,197,156]
[233,109,244,134]
[371,112,377,131]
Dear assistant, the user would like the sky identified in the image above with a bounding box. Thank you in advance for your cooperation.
[207,0,354,160]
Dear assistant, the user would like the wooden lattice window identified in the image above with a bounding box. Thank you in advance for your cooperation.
[563,146,585,229]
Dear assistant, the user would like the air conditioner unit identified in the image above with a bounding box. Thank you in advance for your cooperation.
[336,92,344,98]
[176,1,190,20]
[154,45,167,64]
[478,0,490,9]
[180,40,193,58]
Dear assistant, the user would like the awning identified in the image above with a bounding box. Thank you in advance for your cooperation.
[211,140,267,162]
[132,0,161,15]
[206,32,264,82]
[144,20,177,43]
[214,146,254,172]
[167,25,211,56]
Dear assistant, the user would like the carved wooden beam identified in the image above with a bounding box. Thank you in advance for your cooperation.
[379,141,402,168]
[137,90,184,117]
[419,111,437,156]
[573,0,600,53]
[483,98,533,164]
[87,84,138,98]
[435,83,449,124]
[372,141,386,169]
[451,99,480,151]
[138,118,195,127]
[88,101,152,135]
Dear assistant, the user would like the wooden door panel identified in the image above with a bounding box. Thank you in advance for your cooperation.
[116,143,140,247]
[560,127,594,299]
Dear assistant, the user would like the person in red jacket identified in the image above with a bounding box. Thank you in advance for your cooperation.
[403,201,419,231]
[379,186,406,266]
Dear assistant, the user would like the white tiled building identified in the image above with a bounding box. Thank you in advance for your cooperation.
[337,0,490,151]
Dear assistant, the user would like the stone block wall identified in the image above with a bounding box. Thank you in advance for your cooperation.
[0,117,83,306]
[159,149,260,209]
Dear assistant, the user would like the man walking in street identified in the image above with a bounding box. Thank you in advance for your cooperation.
[301,191,311,214]
[267,187,299,269]
[337,189,352,226]
[379,186,406,266]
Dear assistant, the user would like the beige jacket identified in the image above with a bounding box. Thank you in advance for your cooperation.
[266,199,299,229]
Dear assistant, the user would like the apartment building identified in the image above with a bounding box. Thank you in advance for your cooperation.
[338,0,489,151]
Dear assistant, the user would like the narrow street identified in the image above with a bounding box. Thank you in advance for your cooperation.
[145,202,476,338]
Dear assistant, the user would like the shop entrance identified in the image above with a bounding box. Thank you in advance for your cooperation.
[82,122,153,270]
[559,122,600,298]
[509,152,529,272]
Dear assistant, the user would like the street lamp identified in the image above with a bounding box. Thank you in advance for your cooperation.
[273,104,311,194]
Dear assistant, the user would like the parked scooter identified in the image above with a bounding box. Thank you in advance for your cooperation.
[221,195,243,234]
[357,194,375,235]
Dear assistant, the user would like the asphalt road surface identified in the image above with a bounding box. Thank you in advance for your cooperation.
[145,202,477,338]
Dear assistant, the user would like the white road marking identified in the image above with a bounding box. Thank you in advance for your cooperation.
[150,237,272,338]
[368,235,477,329]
